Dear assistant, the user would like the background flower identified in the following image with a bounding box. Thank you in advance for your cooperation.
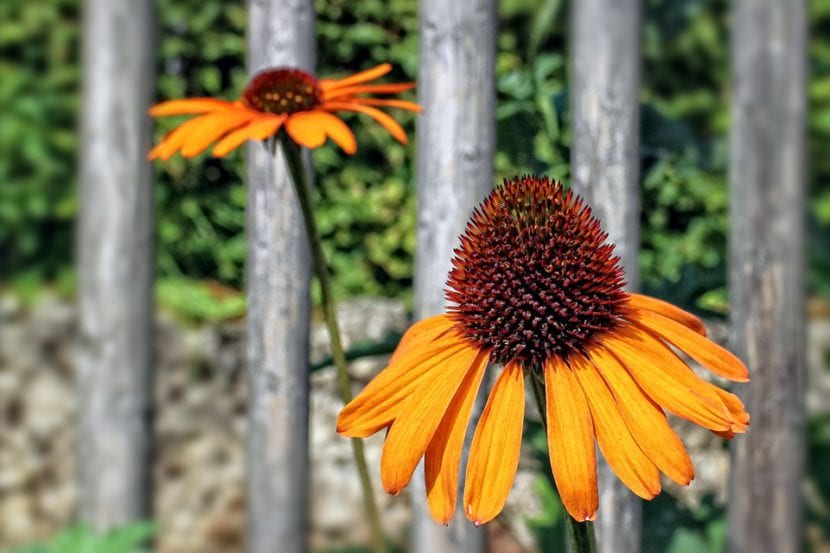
[148,63,420,159]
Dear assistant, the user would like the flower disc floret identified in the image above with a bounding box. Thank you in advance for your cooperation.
[242,68,321,115]
[445,175,629,367]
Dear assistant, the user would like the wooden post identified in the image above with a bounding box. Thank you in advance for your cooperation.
[727,1,807,552]
[570,0,642,551]
[76,0,155,531]
[245,1,315,552]
[411,1,497,551]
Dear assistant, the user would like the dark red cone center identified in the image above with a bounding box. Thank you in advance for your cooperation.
[242,67,321,115]
[445,176,629,368]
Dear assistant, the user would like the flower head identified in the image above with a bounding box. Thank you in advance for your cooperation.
[337,175,749,526]
[148,63,420,159]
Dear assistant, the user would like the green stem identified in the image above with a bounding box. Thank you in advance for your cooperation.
[280,137,386,553]
[529,374,598,553]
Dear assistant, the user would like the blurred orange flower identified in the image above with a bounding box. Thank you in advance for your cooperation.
[148,63,420,159]
[337,176,750,526]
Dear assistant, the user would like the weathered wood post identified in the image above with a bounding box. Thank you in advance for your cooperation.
[76,0,156,531]
[570,0,642,551]
[727,1,807,552]
[411,1,497,552]
[245,1,315,552]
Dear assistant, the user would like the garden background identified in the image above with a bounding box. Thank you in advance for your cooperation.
[1,0,829,552]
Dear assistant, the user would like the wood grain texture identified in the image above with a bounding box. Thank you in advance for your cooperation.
[727,1,807,551]
[76,0,155,531]
[245,1,315,552]
[570,0,642,551]
[411,1,496,551]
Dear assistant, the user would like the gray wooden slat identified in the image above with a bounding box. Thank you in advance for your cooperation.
[245,1,315,551]
[727,0,808,551]
[570,0,642,551]
[76,0,156,531]
[411,1,497,551]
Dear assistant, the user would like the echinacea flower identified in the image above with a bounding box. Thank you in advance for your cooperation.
[148,63,420,159]
[337,176,749,526]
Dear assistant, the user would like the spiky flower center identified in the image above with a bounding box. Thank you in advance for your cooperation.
[242,68,321,115]
[445,176,629,368]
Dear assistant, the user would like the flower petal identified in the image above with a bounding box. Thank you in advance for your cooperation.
[179,110,258,158]
[348,98,423,112]
[211,115,286,157]
[323,102,407,144]
[708,386,751,439]
[150,109,253,160]
[319,112,357,154]
[282,110,357,152]
[337,329,470,438]
[630,309,749,382]
[149,116,206,160]
[388,315,455,366]
[424,350,490,525]
[320,63,393,90]
[708,384,750,432]
[463,362,525,525]
[284,111,329,149]
[571,354,661,499]
[323,82,416,100]
[380,343,483,494]
[149,98,238,116]
[603,326,733,432]
[627,293,707,337]
[587,344,694,486]
[545,357,599,522]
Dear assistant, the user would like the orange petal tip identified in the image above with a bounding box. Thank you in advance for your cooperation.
[569,510,597,523]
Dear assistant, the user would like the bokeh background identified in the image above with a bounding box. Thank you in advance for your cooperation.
[1,0,829,552]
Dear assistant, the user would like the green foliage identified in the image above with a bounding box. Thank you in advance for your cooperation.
[150,0,420,301]
[496,0,737,309]
[151,3,249,289]
[5,523,154,553]
[810,0,830,298]
[808,415,830,545]
[2,0,829,317]
[321,542,404,553]
[156,276,246,324]
[0,0,79,283]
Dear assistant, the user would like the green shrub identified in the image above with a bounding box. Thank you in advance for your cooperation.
[5,523,154,553]
[2,0,828,318]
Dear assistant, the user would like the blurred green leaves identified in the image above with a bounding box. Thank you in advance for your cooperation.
[5,522,154,553]
[2,0,829,320]
[0,0,79,283]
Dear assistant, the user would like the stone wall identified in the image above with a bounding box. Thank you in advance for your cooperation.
[0,294,828,552]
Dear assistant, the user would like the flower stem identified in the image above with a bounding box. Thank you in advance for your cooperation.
[529,373,598,553]
[280,137,386,553]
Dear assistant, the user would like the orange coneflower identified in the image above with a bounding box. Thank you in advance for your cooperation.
[337,175,749,526]
[148,63,420,159]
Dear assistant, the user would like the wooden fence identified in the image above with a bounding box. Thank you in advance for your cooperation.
[76,0,807,552]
